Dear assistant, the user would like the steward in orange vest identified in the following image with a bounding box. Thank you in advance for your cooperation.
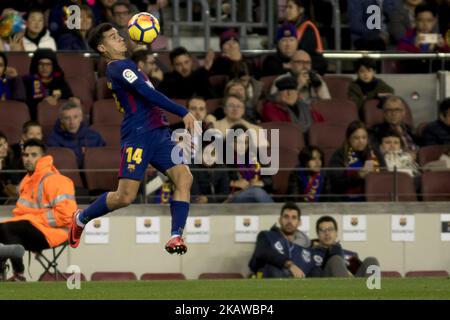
[0,139,76,281]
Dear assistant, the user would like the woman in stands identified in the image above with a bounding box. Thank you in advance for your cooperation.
[22,8,57,52]
[57,5,95,51]
[287,146,328,202]
[328,120,385,202]
[223,78,260,123]
[0,52,26,101]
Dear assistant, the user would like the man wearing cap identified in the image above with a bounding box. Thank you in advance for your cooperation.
[261,24,300,77]
[270,49,331,103]
[262,76,322,132]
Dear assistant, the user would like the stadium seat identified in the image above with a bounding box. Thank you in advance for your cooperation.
[271,147,300,199]
[198,273,244,279]
[154,52,171,71]
[7,52,31,76]
[92,99,123,126]
[37,100,64,138]
[84,147,121,194]
[0,124,22,144]
[209,74,228,97]
[259,122,305,153]
[206,98,222,114]
[0,100,30,128]
[95,77,113,100]
[260,75,278,97]
[39,272,87,282]
[363,99,414,128]
[308,123,346,165]
[365,172,417,202]
[91,272,137,281]
[381,271,402,278]
[421,171,450,201]
[90,124,121,148]
[405,270,449,278]
[323,75,353,100]
[140,273,186,280]
[57,53,95,90]
[418,145,450,166]
[311,99,358,126]
[415,121,428,139]
[151,34,169,51]
[66,76,94,115]
[47,147,83,188]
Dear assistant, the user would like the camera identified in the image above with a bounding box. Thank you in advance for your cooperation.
[308,70,322,88]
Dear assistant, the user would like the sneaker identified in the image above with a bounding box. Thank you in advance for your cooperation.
[68,209,84,248]
[7,272,26,282]
[165,236,187,255]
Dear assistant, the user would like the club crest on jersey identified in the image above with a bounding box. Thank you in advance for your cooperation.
[313,254,323,265]
[302,249,311,263]
[274,241,284,254]
[123,69,137,83]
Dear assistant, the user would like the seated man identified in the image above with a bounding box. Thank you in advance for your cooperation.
[0,139,76,281]
[311,215,380,277]
[422,98,450,146]
[249,202,315,278]
[47,100,105,167]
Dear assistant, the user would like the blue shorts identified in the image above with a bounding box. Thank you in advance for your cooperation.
[118,127,181,181]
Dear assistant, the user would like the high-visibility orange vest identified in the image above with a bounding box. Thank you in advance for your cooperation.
[1,155,77,248]
[296,20,323,53]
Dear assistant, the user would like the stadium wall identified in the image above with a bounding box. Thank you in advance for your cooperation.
[1,203,449,281]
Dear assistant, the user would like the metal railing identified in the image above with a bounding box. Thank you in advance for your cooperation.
[171,0,275,50]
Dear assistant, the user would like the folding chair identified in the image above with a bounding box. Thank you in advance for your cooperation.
[34,242,69,281]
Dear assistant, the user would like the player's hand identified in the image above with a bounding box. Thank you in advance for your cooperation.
[289,264,305,278]
[298,71,310,89]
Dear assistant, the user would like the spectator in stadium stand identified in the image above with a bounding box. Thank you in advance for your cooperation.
[131,49,164,88]
[329,120,385,202]
[23,49,74,120]
[0,138,76,281]
[422,98,450,146]
[10,120,43,167]
[347,57,395,110]
[111,1,143,53]
[20,8,57,52]
[270,50,331,104]
[311,216,380,277]
[370,96,420,156]
[388,0,425,46]
[0,131,21,205]
[190,142,231,204]
[222,78,260,123]
[263,76,323,132]
[347,0,396,50]
[287,146,328,202]
[57,4,95,51]
[209,29,256,77]
[378,129,420,178]
[0,52,26,101]
[283,0,327,74]
[226,124,273,203]
[248,202,316,278]
[213,94,268,149]
[397,3,450,53]
[47,100,105,167]
[157,47,215,99]
[260,24,299,77]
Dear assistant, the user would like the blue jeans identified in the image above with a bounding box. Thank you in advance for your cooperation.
[230,186,274,203]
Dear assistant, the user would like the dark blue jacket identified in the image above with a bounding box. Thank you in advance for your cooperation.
[249,226,320,278]
[47,120,106,167]
[57,31,89,51]
[311,241,361,274]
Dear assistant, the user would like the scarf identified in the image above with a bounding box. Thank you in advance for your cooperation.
[299,170,323,202]
[345,148,365,199]
[30,74,56,99]
[285,101,313,132]
[0,77,11,100]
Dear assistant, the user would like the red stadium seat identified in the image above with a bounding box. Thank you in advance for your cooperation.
[151,35,169,51]
[206,98,222,114]
[308,123,346,166]
[37,100,64,138]
[259,122,305,153]
[260,75,278,97]
[154,52,171,71]
[7,52,31,76]
[90,125,121,148]
[95,77,113,100]
[39,272,87,282]
[311,99,358,126]
[91,272,137,281]
[271,147,299,199]
[209,74,228,97]
[84,147,121,193]
[381,271,402,278]
[47,147,83,188]
[198,273,244,280]
[140,273,186,280]
[57,52,95,90]
[323,75,353,100]
[421,171,450,201]
[66,76,94,115]
[405,270,449,278]
[0,100,30,128]
[365,172,417,202]
[0,124,22,144]
[418,145,450,166]
[92,99,123,126]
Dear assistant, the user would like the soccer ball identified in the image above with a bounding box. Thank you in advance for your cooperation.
[128,12,160,44]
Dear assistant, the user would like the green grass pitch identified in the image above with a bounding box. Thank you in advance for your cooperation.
[1,278,449,300]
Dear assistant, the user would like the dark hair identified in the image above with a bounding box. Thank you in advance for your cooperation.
[316,215,337,234]
[0,130,7,142]
[229,60,250,79]
[382,95,407,111]
[112,1,130,13]
[131,49,153,65]
[380,129,404,148]
[299,146,324,169]
[0,52,7,77]
[354,57,377,72]
[280,202,301,218]
[439,98,450,117]
[187,96,206,108]
[23,138,46,154]
[88,23,115,54]
[344,120,370,161]
[223,93,245,107]
[25,8,45,21]
[169,47,189,65]
[22,120,42,135]
[415,3,436,17]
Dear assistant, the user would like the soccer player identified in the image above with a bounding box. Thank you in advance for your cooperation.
[68,23,198,255]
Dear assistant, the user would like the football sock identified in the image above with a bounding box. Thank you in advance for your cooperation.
[78,193,110,225]
[170,200,189,236]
